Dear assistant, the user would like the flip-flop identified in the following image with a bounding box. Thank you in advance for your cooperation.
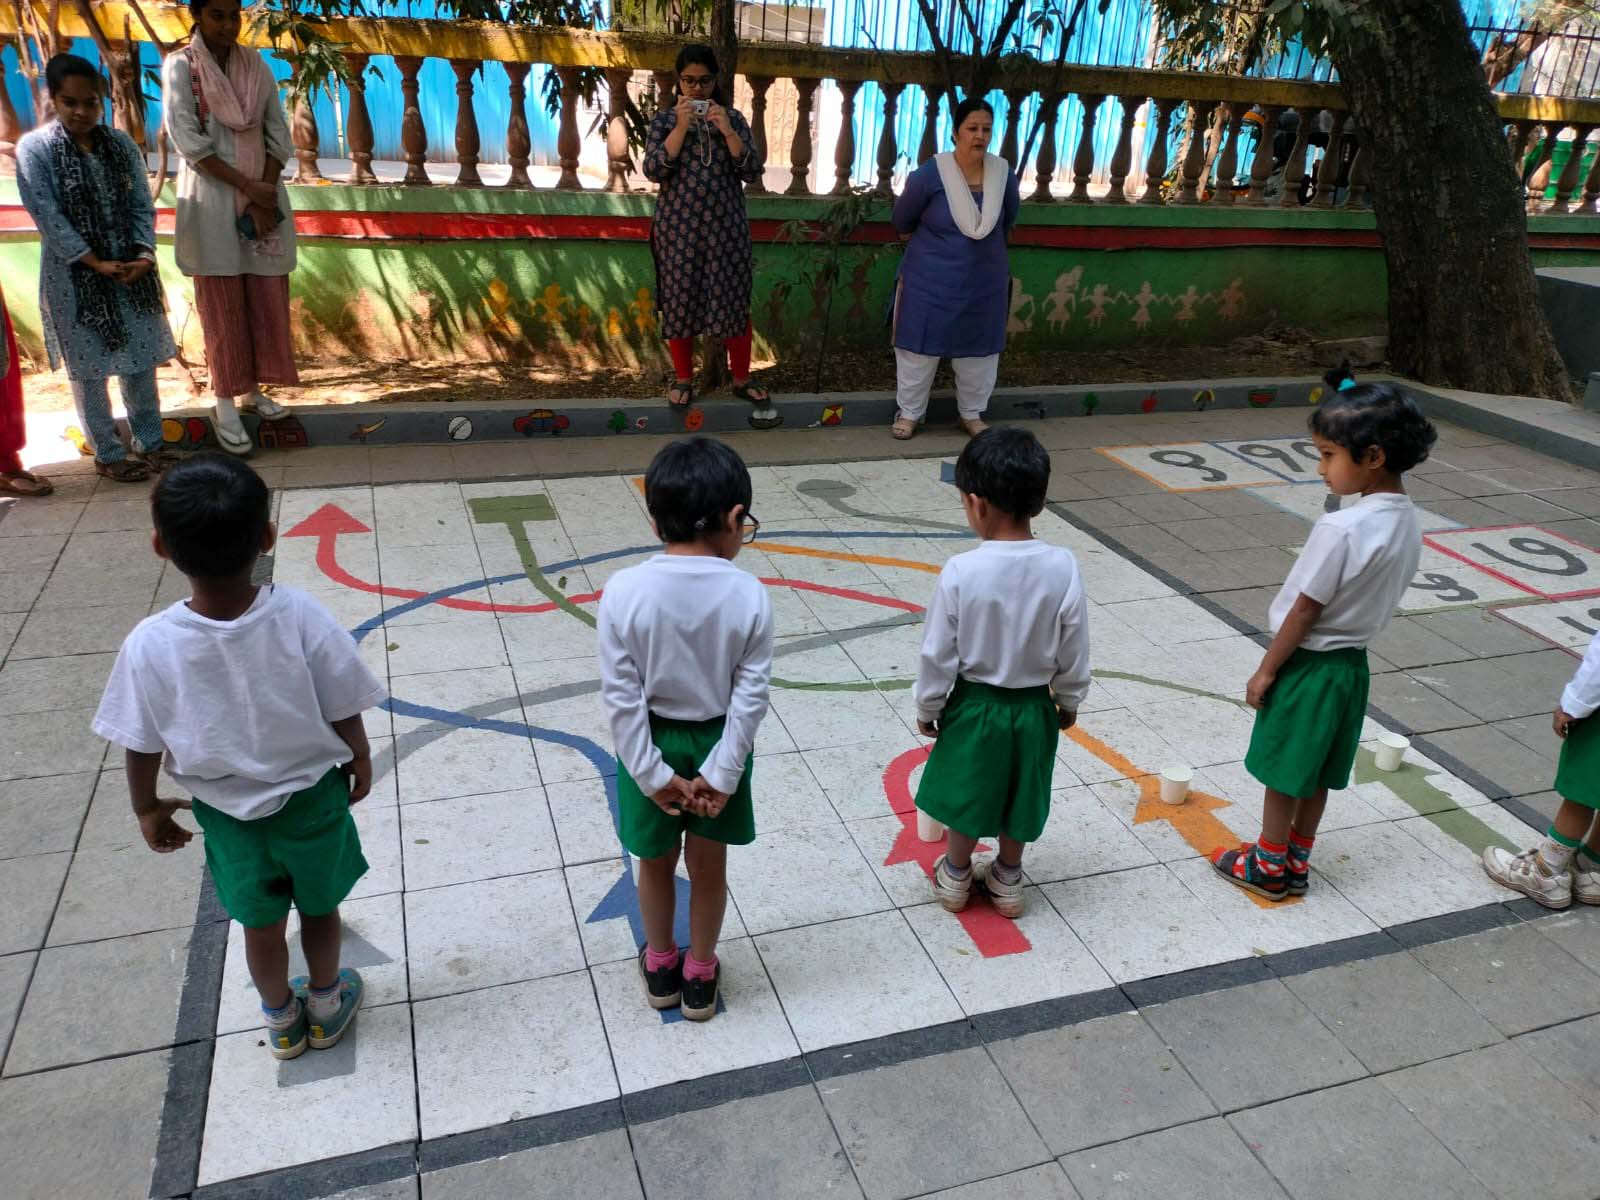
[0,469,54,497]
[731,382,771,405]
[94,458,151,483]
[213,415,254,457]
[240,393,289,420]
[891,417,918,440]
[667,381,694,409]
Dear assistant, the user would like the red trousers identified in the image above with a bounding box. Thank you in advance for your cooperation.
[668,324,753,382]
[0,284,24,474]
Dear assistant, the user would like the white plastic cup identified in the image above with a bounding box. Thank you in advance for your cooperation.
[1374,731,1410,772]
[1159,766,1193,806]
[916,809,945,842]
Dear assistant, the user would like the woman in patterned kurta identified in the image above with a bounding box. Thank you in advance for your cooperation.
[643,44,772,424]
[16,55,176,483]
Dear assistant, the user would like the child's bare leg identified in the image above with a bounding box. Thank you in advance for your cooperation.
[300,909,342,991]
[996,834,1025,869]
[1290,788,1330,839]
[1552,798,1594,844]
[243,918,292,1009]
[684,834,728,963]
[637,847,681,952]
[945,830,979,870]
[1260,788,1299,845]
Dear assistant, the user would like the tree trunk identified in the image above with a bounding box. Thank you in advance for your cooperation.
[1329,0,1572,401]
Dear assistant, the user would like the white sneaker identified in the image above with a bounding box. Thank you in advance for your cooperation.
[1573,856,1600,906]
[1481,846,1572,910]
[976,859,1025,919]
[241,392,288,420]
[932,854,972,913]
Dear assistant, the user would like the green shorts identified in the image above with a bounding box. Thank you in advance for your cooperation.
[914,677,1058,844]
[616,714,756,860]
[1245,646,1370,799]
[192,768,368,929]
[1555,715,1600,809]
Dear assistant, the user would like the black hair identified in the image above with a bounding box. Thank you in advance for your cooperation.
[1323,358,1356,392]
[674,43,729,106]
[644,436,752,544]
[1309,383,1437,475]
[951,96,995,134]
[953,426,1050,520]
[45,54,100,98]
[151,452,271,579]
[188,0,239,18]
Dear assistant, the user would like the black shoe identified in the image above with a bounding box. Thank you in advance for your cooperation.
[681,963,720,1022]
[638,945,682,1010]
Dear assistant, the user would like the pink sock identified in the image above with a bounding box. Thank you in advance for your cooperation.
[683,952,718,982]
[645,944,680,972]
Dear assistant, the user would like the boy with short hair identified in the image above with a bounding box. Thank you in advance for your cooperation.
[914,426,1091,919]
[1482,630,1600,909]
[93,453,386,1058]
[1212,383,1436,900]
[599,436,773,1021]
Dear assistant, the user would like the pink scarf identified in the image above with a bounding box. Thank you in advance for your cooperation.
[186,37,282,254]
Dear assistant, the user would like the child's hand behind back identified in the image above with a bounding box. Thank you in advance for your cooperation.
[343,755,372,805]
[138,799,194,853]
[652,775,697,817]
[690,775,729,818]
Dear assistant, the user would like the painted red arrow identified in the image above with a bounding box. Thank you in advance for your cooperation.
[882,745,1033,959]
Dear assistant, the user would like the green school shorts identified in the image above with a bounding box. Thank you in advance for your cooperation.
[914,677,1058,844]
[1245,646,1370,799]
[616,714,756,860]
[192,768,368,929]
[1555,714,1600,810]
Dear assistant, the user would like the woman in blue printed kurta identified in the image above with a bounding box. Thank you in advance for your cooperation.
[890,98,1020,441]
[16,55,175,482]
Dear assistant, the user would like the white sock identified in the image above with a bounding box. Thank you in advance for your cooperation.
[1537,836,1576,874]
[263,996,300,1029]
[214,396,243,429]
[308,980,342,1020]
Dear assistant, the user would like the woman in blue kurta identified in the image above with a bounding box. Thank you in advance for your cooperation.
[890,98,1020,440]
[16,55,175,482]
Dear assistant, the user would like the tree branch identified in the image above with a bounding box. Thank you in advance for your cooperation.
[911,0,959,99]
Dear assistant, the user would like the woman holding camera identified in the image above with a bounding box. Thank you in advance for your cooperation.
[163,0,298,455]
[643,44,772,423]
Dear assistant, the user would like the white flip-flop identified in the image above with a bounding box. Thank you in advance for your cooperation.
[240,392,288,420]
[213,413,254,457]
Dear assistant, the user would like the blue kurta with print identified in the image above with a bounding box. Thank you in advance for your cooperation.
[891,158,1020,358]
[16,124,176,382]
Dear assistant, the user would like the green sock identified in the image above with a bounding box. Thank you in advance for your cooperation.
[1578,843,1600,871]
[1542,826,1580,873]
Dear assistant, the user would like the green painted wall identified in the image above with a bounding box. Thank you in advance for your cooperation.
[3,183,1595,370]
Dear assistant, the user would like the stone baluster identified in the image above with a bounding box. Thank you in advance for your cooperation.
[1104,96,1141,203]
[1549,125,1595,213]
[653,70,676,112]
[1313,112,1348,207]
[1507,119,1537,173]
[555,66,584,189]
[604,68,632,192]
[787,77,820,196]
[291,93,322,183]
[1278,106,1319,206]
[745,76,773,195]
[450,60,483,187]
[1577,134,1600,214]
[999,88,1027,170]
[1240,104,1280,206]
[1346,130,1373,208]
[1175,98,1217,204]
[832,79,862,194]
[1212,103,1246,204]
[1030,94,1062,202]
[874,81,904,197]
[0,81,22,175]
[1524,125,1559,210]
[342,53,377,184]
[395,56,431,186]
[1139,97,1179,204]
[917,86,943,165]
[1067,93,1105,203]
[504,62,533,189]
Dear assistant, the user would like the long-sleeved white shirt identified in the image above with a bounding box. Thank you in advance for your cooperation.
[597,554,774,796]
[1562,631,1600,720]
[914,539,1091,723]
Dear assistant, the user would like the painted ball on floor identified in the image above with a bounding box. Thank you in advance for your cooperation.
[448,416,473,441]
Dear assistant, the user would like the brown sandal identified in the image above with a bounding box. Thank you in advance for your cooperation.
[0,469,53,497]
[667,381,694,408]
[891,416,918,441]
[95,458,151,483]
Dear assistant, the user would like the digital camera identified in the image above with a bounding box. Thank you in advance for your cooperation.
[691,99,710,116]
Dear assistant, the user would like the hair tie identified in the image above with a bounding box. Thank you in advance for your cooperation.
[1337,377,1358,392]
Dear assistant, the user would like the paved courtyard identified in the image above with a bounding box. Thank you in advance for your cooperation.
[1,404,1598,1200]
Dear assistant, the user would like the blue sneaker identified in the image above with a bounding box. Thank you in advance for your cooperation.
[289,968,365,1050]
[264,997,308,1061]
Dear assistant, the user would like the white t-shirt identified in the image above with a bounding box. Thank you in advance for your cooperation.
[92,585,387,820]
[914,539,1091,723]
[1562,632,1600,720]
[1269,492,1422,651]
[597,554,774,797]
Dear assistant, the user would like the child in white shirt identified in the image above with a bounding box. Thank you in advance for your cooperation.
[914,427,1091,919]
[598,437,773,1021]
[1212,382,1434,900]
[1482,630,1600,909]
[92,454,386,1059]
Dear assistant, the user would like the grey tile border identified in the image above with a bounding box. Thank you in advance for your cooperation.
[968,985,1132,1043]
[805,1018,981,1083]
[191,1142,418,1200]
[620,1057,812,1125]
[1121,955,1272,1008]
[416,1097,626,1175]
[1386,902,1521,949]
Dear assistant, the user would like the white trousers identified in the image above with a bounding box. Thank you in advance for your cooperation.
[894,349,999,422]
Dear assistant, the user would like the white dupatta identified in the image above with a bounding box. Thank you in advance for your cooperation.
[933,151,1009,240]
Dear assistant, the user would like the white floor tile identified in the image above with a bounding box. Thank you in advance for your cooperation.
[547,776,626,866]
[389,667,523,734]
[800,736,927,822]
[385,616,509,677]
[394,726,542,806]
[404,869,583,999]
[1302,822,1494,929]
[565,857,751,967]
[750,752,836,832]
[769,687,916,753]
[1167,855,1381,955]
[400,787,561,891]
[1023,786,1158,884]
[349,803,403,900]
[727,824,893,935]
